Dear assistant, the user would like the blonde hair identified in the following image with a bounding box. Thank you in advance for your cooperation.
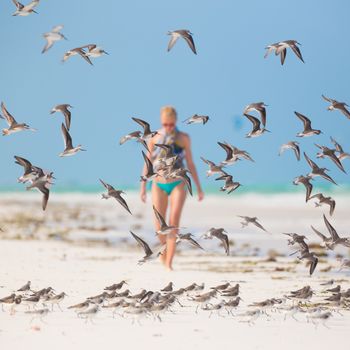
[160,105,177,120]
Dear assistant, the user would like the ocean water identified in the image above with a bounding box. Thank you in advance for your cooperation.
[0,182,349,195]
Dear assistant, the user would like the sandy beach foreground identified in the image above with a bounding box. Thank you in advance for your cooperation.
[0,192,349,349]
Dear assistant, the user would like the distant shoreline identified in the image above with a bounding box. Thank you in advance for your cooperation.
[0,183,349,195]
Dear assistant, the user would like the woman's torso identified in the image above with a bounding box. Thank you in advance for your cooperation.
[151,128,185,183]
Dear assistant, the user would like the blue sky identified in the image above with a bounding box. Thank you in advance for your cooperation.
[0,0,349,191]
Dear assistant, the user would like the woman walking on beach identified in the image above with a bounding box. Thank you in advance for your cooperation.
[140,106,204,271]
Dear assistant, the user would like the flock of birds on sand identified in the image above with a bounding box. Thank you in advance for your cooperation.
[1,278,350,326]
[1,0,350,327]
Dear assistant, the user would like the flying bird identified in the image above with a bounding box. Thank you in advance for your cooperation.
[283,232,309,252]
[219,142,254,165]
[50,104,72,130]
[59,123,86,157]
[238,216,267,232]
[200,157,225,177]
[304,152,337,185]
[42,25,67,54]
[293,175,313,202]
[264,40,304,65]
[119,131,149,151]
[243,102,268,127]
[183,114,209,125]
[215,172,241,194]
[330,137,350,162]
[176,233,204,250]
[309,193,336,216]
[140,151,159,182]
[167,30,197,54]
[14,156,39,183]
[26,172,54,211]
[62,47,93,65]
[202,228,230,256]
[295,111,321,137]
[322,95,350,120]
[83,44,109,58]
[243,113,270,138]
[315,143,346,173]
[167,167,193,196]
[153,205,181,235]
[297,248,318,276]
[311,215,350,250]
[279,141,300,161]
[130,231,165,264]
[99,179,132,214]
[1,102,36,136]
[131,117,158,142]
[12,0,40,16]
[217,142,240,166]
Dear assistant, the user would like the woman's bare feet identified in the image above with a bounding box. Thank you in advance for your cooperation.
[165,264,173,271]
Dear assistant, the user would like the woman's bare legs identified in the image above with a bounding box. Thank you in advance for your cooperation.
[166,183,187,270]
[151,183,168,264]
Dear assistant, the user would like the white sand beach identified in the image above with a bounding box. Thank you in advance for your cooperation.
[0,192,349,350]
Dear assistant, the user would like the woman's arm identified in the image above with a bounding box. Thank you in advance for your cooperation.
[140,139,155,203]
[183,134,204,201]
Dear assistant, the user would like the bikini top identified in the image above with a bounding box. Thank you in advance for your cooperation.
[152,128,185,169]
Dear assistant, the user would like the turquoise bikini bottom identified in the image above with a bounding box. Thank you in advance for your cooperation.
[155,180,183,195]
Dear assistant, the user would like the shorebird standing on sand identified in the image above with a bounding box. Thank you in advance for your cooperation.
[17,281,31,292]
